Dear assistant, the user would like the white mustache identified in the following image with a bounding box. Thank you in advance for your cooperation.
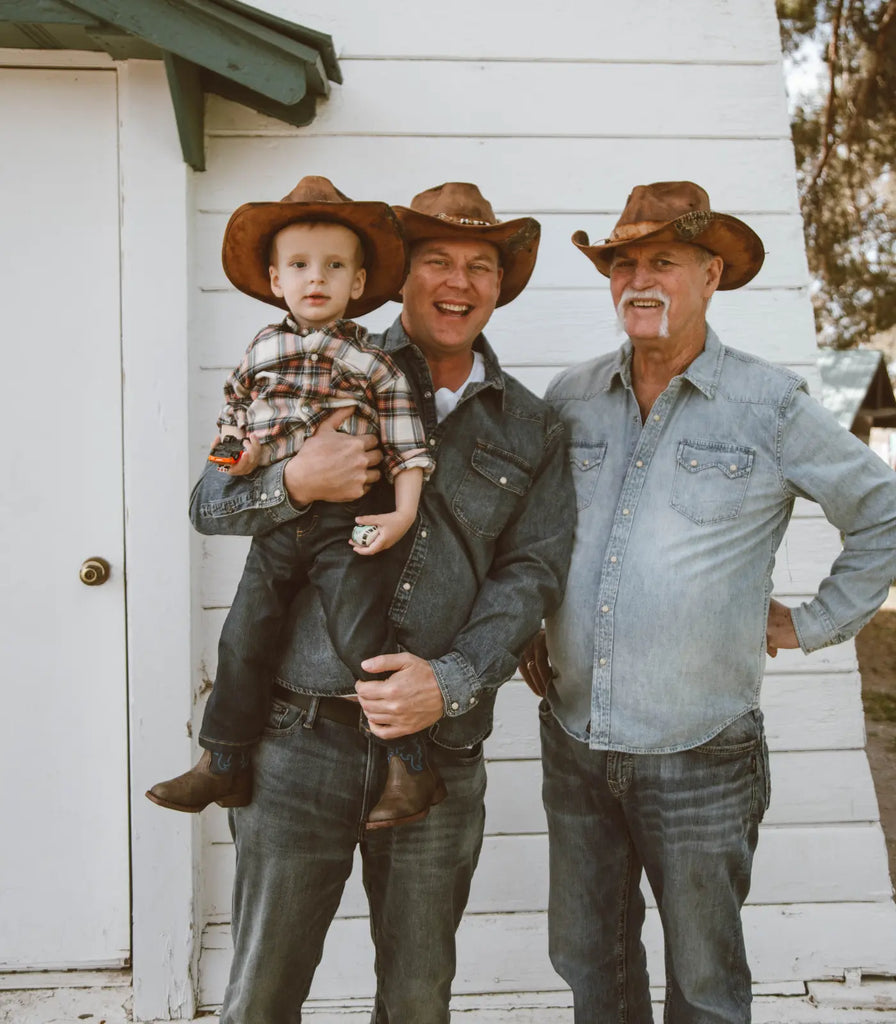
[615,287,671,338]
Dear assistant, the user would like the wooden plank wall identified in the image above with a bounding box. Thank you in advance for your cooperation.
[188,0,896,1012]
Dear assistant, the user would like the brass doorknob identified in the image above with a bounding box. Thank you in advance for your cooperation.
[80,557,110,586]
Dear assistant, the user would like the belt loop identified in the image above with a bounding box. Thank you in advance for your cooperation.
[303,696,320,730]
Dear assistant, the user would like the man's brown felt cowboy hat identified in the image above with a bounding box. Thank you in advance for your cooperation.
[221,175,408,318]
[392,182,541,307]
[572,181,765,290]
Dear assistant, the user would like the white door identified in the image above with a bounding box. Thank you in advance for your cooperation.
[0,68,130,969]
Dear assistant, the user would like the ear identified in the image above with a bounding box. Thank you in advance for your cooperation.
[704,255,724,298]
[350,266,367,301]
[269,264,283,298]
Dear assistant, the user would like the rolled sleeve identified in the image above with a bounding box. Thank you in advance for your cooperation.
[189,460,308,536]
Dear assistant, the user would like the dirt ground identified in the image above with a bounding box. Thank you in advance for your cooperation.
[855,602,896,884]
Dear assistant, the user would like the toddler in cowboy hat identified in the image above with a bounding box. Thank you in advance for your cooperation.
[147,176,444,828]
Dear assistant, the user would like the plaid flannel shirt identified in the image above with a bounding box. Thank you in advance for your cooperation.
[218,317,434,482]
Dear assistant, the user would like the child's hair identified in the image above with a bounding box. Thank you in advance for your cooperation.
[268,218,366,270]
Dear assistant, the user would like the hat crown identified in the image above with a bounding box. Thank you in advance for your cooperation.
[613,181,710,236]
[408,182,501,227]
[280,175,353,205]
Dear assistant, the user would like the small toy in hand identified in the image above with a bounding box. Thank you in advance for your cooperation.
[352,524,379,547]
[209,437,245,466]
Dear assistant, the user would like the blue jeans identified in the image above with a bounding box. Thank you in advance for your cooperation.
[541,706,770,1024]
[220,694,487,1024]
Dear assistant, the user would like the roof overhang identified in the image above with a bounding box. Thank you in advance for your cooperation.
[0,0,341,170]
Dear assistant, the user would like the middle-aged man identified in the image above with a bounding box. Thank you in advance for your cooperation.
[188,182,574,1023]
[521,181,896,1023]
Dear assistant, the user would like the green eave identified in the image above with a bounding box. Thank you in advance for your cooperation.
[0,0,342,170]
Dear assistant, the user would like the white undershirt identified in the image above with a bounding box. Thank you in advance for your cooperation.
[434,351,485,423]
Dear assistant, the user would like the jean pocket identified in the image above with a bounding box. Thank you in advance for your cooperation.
[263,698,306,735]
[452,442,532,539]
[434,741,484,768]
[568,441,607,511]
[694,711,761,758]
[670,439,754,525]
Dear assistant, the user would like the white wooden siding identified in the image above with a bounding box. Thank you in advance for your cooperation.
[189,0,896,1013]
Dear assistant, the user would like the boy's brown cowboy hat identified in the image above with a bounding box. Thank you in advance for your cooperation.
[572,181,765,290]
[222,175,408,318]
[392,182,540,307]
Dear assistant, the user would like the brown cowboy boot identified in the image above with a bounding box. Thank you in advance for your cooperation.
[365,748,447,830]
[145,750,252,813]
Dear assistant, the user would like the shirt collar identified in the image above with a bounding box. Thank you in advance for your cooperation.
[381,315,505,397]
[605,324,724,399]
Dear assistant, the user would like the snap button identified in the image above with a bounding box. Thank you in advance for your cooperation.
[601,605,609,613]
[402,582,411,591]
[260,493,268,500]
[421,530,428,538]
[610,556,617,563]
[635,460,643,468]
[274,489,281,497]
[583,460,590,467]
[499,476,508,485]
[653,414,660,422]
[310,352,318,362]
[469,697,478,707]
[451,701,459,711]
[622,508,630,516]
[599,657,607,666]
[429,438,436,446]
[730,464,738,472]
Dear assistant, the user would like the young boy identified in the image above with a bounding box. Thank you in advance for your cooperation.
[146,176,441,829]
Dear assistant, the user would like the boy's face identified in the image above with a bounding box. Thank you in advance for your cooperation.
[268,221,366,330]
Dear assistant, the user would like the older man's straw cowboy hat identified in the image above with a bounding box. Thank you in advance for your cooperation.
[393,182,541,307]
[572,181,765,290]
[222,175,408,318]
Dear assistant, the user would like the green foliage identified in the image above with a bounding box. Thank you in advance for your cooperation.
[776,0,896,347]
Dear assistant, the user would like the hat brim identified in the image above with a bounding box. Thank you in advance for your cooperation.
[572,212,765,290]
[392,207,540,307]
[222,201,408,318]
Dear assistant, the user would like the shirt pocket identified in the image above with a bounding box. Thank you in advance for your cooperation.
[670,439,755,525]
[568,441,607,511]
[452,441,532,540]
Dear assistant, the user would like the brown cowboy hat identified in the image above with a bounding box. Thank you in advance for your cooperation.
[572,181,765,290]
[222,175,408,318]
[392,182,540,306]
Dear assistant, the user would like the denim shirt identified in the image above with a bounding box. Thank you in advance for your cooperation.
[544,328,896,754]
[190,316,575,748]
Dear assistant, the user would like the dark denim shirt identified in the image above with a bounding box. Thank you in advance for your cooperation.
[190,317,575,747]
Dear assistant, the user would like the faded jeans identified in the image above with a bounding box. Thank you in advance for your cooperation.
[541,705,770,1024]
[220,694,487,1024]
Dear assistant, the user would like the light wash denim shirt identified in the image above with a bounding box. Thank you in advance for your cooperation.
[191,317,575,748]
[545,327,896,754]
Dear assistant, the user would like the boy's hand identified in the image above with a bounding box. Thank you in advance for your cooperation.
[224,436,262,475]
[351,511,414,555]
[283,406,382,504]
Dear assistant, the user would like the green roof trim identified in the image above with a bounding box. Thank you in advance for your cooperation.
[0,0,341,170]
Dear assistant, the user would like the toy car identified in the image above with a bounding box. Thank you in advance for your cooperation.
[208,437,245,466]
[351,524,380,547]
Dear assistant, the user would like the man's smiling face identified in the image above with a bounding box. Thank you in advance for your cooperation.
[399,239,503,360]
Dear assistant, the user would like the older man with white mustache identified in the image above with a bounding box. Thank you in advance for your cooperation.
[521,181,896,1023]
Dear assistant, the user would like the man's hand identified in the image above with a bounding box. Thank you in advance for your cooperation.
[356,653,445,739]
[766,598,800,658]
[519,629,552,697]
[282,406,383,505]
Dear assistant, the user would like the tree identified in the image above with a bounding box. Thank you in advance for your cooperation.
[777,0,896,348]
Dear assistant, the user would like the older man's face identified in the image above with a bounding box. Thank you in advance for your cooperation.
[400,239,503,360]
[609,241,722,348]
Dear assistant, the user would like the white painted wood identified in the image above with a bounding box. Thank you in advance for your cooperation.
[209,61,790,139]
[116,61,197,1022]
[0,67,129,970]
[237,0,780,61]
[197,134,802,214]
[199,900,896,1005]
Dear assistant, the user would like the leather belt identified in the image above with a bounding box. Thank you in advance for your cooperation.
[272,684,362,729]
